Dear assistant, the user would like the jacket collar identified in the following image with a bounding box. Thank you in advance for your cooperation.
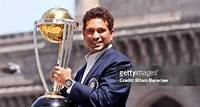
[82,47,114,84]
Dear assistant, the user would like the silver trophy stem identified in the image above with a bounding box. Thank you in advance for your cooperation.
[53,25,66,93]
[63,24,74,67]
[66,25,74,66]
[53,24,73,93]
[33,22,49,93]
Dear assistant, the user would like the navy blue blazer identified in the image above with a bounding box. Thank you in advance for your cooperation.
[61,47,133,107]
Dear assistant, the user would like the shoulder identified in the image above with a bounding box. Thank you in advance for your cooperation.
[101,48,133,69]
[100,48,133,78]
[106,48,132,63]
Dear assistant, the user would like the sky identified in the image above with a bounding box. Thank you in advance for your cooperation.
[0,0,75,35]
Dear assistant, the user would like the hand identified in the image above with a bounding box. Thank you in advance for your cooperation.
[51,65,72,86]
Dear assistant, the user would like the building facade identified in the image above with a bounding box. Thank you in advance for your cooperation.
[0,0,200,107]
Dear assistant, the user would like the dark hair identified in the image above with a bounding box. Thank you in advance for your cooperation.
[82,6,114,33]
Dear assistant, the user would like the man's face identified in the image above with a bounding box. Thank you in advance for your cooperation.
[83,18,113,54]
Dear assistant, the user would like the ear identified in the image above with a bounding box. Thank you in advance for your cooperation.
[110,29,114,34]
[82,30,86,40]
[110,29,114,41]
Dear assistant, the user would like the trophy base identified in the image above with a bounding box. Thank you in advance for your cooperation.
[31,92,71,107]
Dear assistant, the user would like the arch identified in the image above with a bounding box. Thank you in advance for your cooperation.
[134,89,186,107]
[150,96,182,107]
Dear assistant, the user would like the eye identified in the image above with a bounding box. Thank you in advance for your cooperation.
[97,28,106,34]
[85,29,94,35]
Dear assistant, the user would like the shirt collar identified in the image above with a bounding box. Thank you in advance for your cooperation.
[85,44,112,62]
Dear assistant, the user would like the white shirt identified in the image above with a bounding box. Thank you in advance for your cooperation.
[81,44,112,83]
[66,44,112,93]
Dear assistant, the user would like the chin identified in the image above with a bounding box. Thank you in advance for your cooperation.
[91,46,104,53]
[96,45,105,50]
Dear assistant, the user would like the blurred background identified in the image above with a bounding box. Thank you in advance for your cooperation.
[0,0,200,107]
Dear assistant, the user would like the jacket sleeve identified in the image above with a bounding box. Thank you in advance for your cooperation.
[66,60,133,107]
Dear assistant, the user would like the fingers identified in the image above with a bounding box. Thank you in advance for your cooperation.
[51,66,61,77]
[65,67,72,73]
[51,71,61,85]
[54,65,62,71]
[50,66,71,84]
[52,73,60,83]
[50,66,60,82]
[50,65,73,86]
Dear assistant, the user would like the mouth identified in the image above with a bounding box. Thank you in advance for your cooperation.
[91,42,102,48]
[92,42,101,45]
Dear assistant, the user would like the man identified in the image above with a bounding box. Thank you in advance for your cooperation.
[52,6,133,107]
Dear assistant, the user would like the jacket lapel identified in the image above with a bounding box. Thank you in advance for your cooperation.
[83,48,114,84]
[75,63,87,82]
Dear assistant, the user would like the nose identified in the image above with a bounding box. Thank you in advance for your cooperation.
[91,31,100,41]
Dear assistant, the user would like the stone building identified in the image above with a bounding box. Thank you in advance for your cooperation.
[0,0,200,107]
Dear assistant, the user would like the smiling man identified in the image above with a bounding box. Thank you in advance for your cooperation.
[52,6,133,107]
